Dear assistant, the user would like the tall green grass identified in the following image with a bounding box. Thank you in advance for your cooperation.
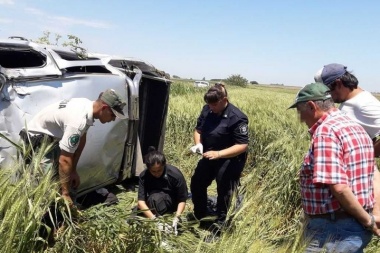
[1,81,380,252]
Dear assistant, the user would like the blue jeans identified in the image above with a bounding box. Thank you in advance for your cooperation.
[303,216,372,253]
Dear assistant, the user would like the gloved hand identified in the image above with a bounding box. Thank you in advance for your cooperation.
[190,143,203,154]
[172,216,179,236]
[157,222,173,234]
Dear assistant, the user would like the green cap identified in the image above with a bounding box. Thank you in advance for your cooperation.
[288,82,331,109]
[100,89,127,119]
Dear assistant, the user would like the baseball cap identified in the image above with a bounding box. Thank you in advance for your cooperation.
[100,89,127,119]
[288,83,331,109]
[314,63,347,85]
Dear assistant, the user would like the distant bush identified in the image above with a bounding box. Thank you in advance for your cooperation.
[172,75,180,79]
[225,74,248,87]
[250,81,258,85]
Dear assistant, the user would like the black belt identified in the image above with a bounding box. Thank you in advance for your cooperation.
[307,209,372,221]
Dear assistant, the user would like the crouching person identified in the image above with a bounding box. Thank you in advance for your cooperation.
[137,147,188,233]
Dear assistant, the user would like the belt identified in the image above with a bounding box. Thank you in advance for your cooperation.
[307,209,372,221]
[307,212,351,220]
[306,209,372,221]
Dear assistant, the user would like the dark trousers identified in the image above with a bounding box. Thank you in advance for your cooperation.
[190,155,246,221]
[19,130,60,176]
[146,192,175,216]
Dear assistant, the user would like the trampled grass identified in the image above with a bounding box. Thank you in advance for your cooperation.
[1,81,380,252]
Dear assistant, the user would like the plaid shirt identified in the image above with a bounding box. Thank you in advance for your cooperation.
[300,108,375,215]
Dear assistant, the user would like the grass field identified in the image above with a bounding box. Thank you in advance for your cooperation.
[1,81,380,253]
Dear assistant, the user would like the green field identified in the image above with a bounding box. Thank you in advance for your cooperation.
[1,81,380,253]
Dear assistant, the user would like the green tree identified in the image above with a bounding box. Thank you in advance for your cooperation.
[34,31,87,59]
[225,74,248,87]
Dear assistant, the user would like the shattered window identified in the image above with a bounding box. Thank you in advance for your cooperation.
[0,44,46,68]
[65,66,111,73]
[53,50,99,61]
[53,50,111,73]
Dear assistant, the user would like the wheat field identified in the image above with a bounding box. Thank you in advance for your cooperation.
[1,81,380,253]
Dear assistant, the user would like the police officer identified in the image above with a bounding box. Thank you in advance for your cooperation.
[20,89,127,204]
[138,147,188,217]
[190,83,249,225]
[137,147,188,233]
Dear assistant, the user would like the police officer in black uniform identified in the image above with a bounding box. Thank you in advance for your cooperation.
[190,83,249,225]
[137,147,188,220]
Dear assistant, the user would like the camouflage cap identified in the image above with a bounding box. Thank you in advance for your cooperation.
[100,89,127,119]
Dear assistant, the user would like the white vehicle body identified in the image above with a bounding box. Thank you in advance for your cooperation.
[193,81,209,88]
[0,37,170,196]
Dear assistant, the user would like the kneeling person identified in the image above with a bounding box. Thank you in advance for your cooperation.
[137,148,188,220]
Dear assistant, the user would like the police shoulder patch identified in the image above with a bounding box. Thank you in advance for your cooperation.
[68,134,80,148]
[239,124,248,135]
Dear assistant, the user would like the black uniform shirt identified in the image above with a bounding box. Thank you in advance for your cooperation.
[195,103,249,152]
[138,164,188,203]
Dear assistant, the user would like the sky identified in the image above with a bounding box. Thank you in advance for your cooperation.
[1,0,380,92]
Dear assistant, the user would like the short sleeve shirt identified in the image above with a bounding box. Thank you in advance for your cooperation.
[27,98,94,153]
[300,108,375,215]
[339,90,380,139]
[138,164,188,204]
[195,103,249,152]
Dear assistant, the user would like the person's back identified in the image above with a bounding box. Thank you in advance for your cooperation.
[27,98,93,152]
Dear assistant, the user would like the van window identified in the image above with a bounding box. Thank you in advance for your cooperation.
[53,50,99,61]
[0,44,46,68]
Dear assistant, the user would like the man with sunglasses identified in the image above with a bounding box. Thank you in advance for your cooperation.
[20,88,126,205]
[190,83,249,231]
[314,64,380,237]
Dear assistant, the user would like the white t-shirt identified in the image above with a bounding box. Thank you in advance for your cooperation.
[27,98,94,153]
[339,90,380,139]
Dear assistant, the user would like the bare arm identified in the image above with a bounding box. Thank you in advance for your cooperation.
[330,184,376,231]
[72,133,86,169]
[204,143,248,160]
[137,200,156,219]
[59,150,75,203]
[175,202,186,217]
[218,143,248,158]
[193,130,201,144]
[373,169,380,215]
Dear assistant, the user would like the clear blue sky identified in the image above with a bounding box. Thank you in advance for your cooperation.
[1,0,379,91]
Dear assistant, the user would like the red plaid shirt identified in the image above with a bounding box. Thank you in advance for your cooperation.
[300,108,375,215]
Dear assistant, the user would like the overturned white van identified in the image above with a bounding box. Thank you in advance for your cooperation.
[0,37,171,196]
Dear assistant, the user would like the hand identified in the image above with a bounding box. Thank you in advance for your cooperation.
[172,216,179,236]
[62,192,74,206]
[70,171,80,189]
[157,222,173,234]
[203,151,220,160]
[373,214,380,237]
[190,143,203,154]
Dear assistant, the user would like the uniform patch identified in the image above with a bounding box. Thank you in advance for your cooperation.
[239,124,248,135]
[68,134,80,148]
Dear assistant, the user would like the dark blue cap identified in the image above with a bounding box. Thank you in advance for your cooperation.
[314,63,347,85]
